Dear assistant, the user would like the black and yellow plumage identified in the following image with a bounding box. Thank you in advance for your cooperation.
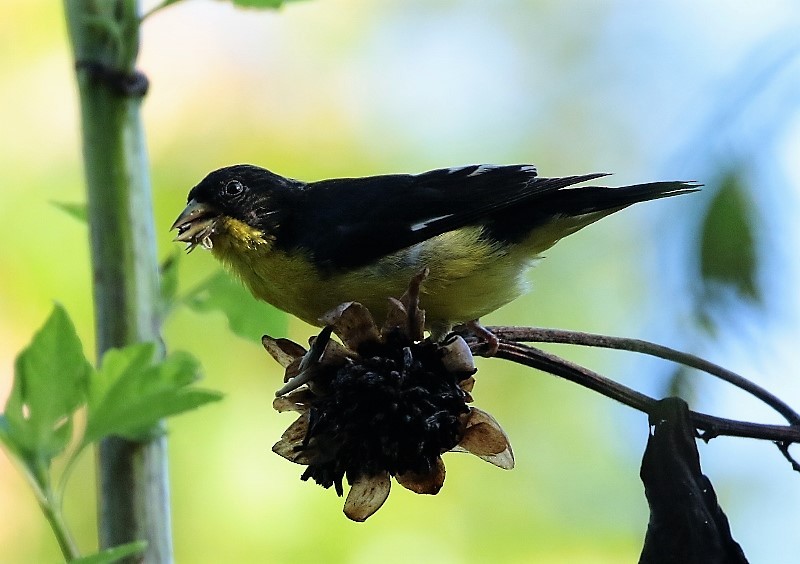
[172,164,697,337]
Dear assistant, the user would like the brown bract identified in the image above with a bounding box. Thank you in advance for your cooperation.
[265,271,514,521]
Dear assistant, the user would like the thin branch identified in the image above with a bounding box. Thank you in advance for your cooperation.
[492,341,800,446]
[489,326,800,426]
[777,442,800,473]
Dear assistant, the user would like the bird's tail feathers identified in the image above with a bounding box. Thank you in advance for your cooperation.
[549,180,701,217]
[520,180,699,254]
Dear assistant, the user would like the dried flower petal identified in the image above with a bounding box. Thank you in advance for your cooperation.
[396,456,446,495]
[459,422,507,455]
[315,336,355,366]
[456,407,515,470]
[320,302,381,352]
[272,412,316,465]
[343,472,391,522]
[382,297,408,338]
[262,335,306,367]
[484,446,515,470]
[272,389,314,413]
[284,357,303,382]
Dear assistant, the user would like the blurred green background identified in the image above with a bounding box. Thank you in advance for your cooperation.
[2,0,800,562]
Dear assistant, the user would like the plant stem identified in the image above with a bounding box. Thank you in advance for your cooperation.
[41,493,80,561]
[489,326,800,425]
[495,341,800,445]
[63,1,172,561]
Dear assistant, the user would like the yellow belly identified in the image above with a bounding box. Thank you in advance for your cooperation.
[209,218,538,331]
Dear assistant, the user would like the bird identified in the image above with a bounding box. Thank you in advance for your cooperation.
[172,163,697,349]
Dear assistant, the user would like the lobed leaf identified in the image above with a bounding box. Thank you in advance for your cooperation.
[183,270,287,342]
[84,346,222,443]
[3,305,92,472]
[0,415,20,463]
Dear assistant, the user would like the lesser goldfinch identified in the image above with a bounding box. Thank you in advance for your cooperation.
[172,164,697,341]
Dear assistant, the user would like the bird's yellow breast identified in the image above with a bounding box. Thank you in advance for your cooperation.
[208,217,541,333]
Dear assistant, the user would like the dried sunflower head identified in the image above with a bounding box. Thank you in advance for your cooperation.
[265,271,514,521]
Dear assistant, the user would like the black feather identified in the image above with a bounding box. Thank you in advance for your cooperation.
[188,163,697,271]
[282,166,695,269]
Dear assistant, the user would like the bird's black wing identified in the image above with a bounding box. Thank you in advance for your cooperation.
[281,164,609,270]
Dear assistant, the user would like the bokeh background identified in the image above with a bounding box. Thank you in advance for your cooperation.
[2,0,800,562]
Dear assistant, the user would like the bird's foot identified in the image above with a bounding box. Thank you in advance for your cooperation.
[465,319,500,357]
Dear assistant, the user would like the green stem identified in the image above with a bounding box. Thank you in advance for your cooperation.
[57,441,89,503]
[40,493,80,561]
[26,459,80,560]
[63,1,172,561]
[140,0,184,21]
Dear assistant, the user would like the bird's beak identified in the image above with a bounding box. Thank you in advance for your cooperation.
[171,199,219,252]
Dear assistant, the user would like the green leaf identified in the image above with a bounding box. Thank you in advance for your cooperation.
[84,345,222,443]
[2,305,92,474]
[71,541,148,564]
[700,172,759,301]
[0,415,9,443]
[51,201,88,223]
[159,251,181,316]
[231,0,305,8]
[0,415,19,461]
[155,0,182,10]
[183,270,287,342]
[85,343,156,410]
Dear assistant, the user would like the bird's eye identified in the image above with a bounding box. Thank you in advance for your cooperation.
[224,180,244,196]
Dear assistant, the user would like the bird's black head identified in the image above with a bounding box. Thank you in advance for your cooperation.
[188,164,300,225]
[172,164,301,252]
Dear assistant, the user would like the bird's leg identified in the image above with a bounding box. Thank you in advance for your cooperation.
[466,319,500,357]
